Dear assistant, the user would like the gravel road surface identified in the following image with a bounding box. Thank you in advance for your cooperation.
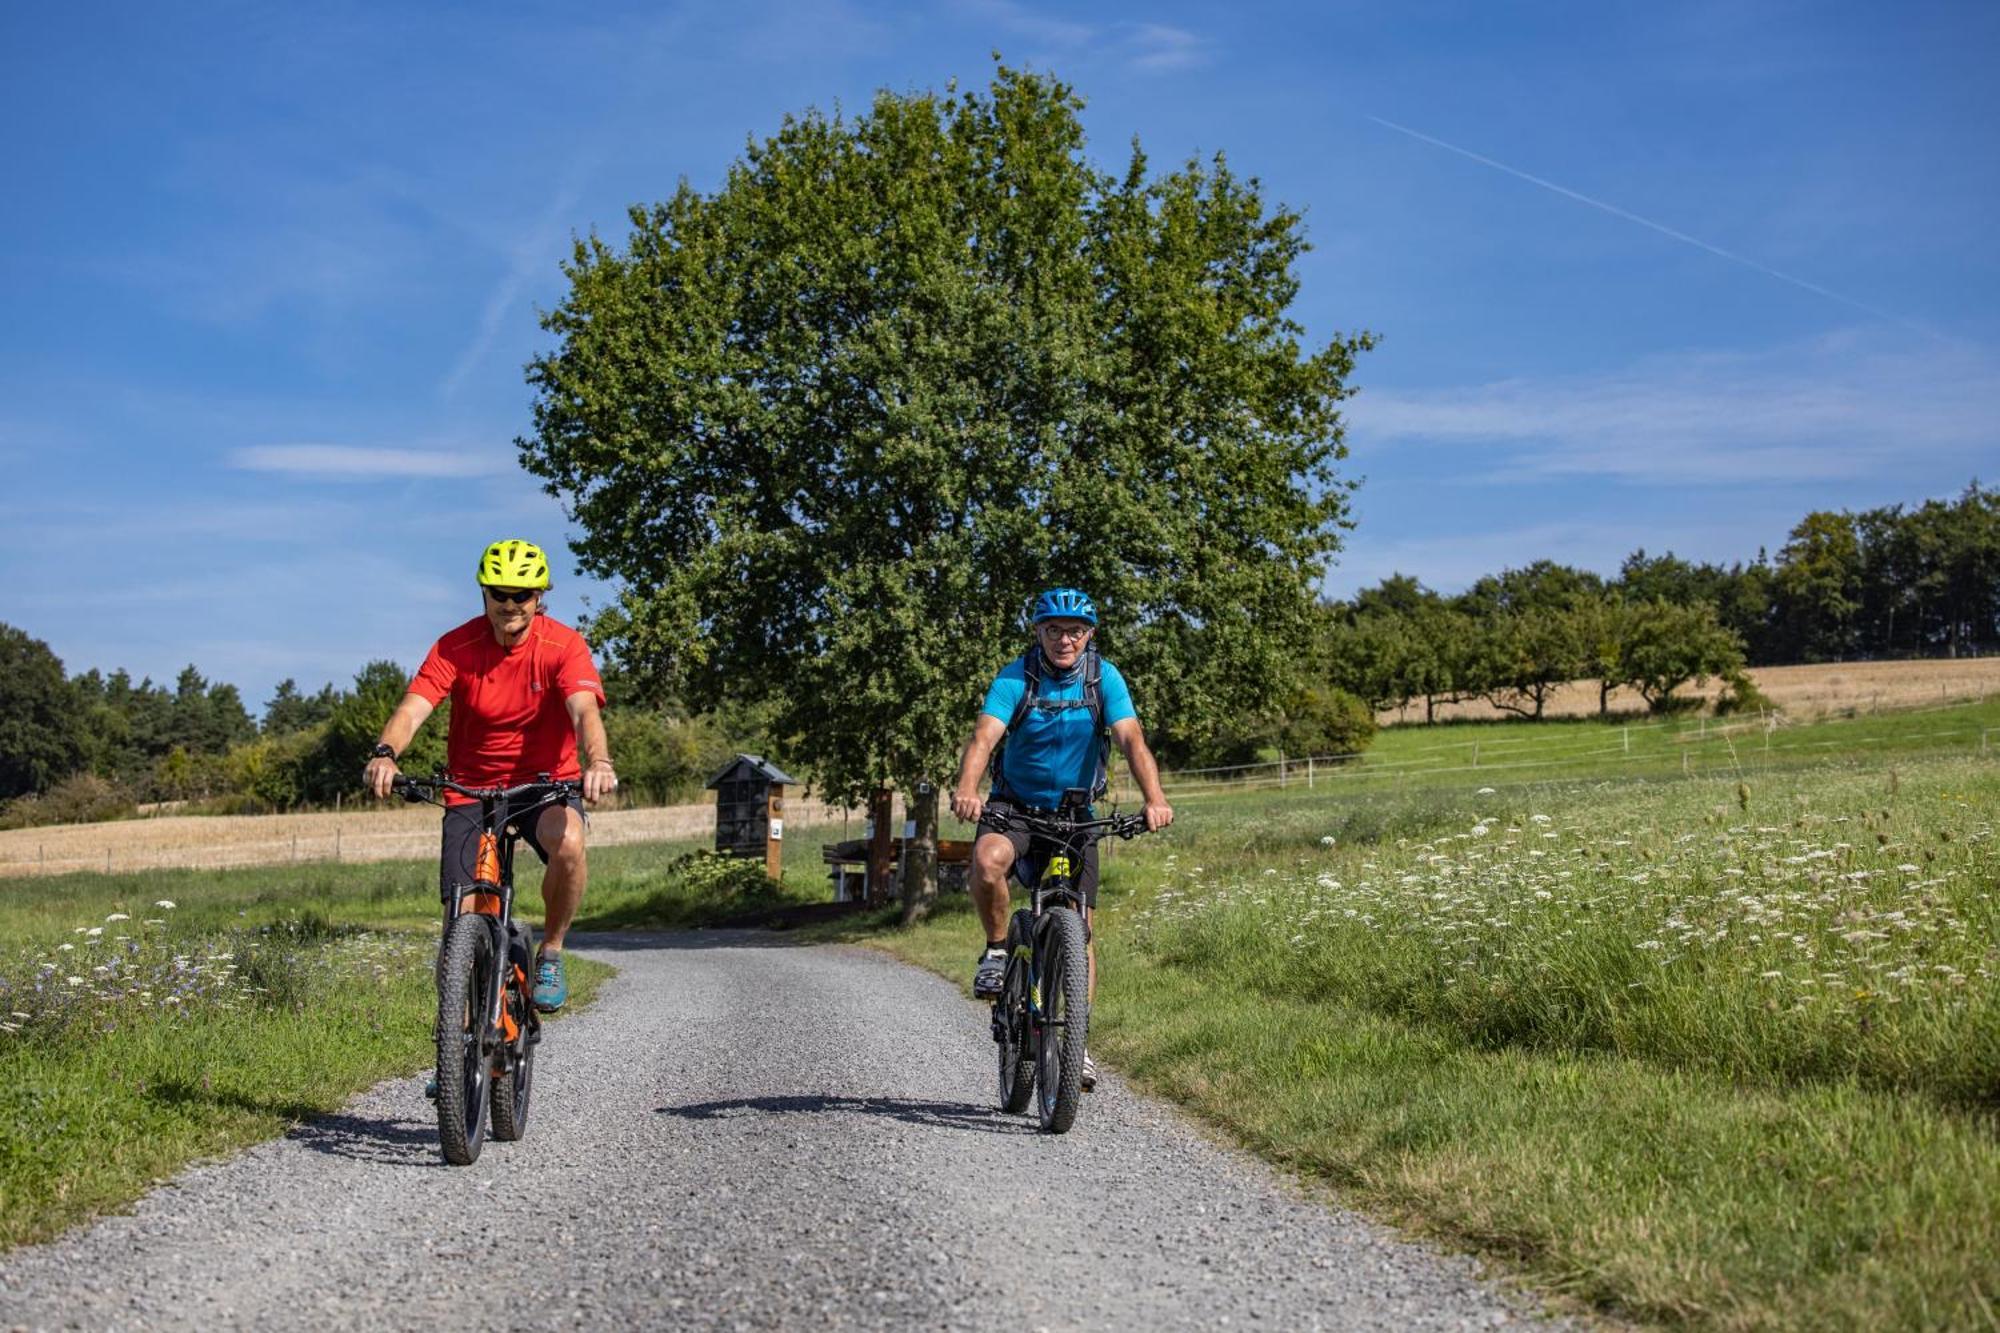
[2,932,1559,1331]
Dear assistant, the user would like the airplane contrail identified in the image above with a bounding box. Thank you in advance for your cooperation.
[1367,114,1936,337]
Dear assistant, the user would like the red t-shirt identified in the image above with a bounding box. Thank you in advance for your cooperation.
[408,615,606,801]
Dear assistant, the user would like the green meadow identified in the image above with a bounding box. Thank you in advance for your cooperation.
[5,702,1996,1328]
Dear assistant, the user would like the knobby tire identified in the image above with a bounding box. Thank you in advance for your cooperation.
[488,923,536,1142]
[1034,906,1090,1134]
[435,914,494,1165]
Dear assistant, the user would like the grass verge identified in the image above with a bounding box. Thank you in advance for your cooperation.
[831,754,2000,1331]
[0,893,610,1251]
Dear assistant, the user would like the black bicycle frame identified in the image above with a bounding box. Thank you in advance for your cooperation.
[398,774,580,1053]
[994,804,1146,1029]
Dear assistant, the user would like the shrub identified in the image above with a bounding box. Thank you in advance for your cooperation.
[1277,686,1377,760]
[0,772,132,829]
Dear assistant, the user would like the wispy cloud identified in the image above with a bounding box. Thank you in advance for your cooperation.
[1127,23,1206,71]
[1366,115,1938,338]
[229,444,509,480]
[440,171,593,401]
[954,0,1209,72]
[1350,333,2000,483]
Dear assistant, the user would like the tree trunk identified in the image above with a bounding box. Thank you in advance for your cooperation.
[900,781,939,926]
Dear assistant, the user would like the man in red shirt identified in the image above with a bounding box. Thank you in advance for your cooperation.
[363,539,616,1011]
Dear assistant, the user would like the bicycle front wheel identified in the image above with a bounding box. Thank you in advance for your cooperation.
[1033,906,1090,1134]
[435,914,495,1165]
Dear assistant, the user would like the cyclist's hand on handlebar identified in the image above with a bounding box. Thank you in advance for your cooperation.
[950,788,983,825]
[582,758,618,804]
[363,756,400,801]
[1143,800,1174,832]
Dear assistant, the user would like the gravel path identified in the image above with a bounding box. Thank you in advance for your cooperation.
[1,932,1560,1331]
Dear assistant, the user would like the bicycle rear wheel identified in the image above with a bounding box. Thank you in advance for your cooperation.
[489,923,536,1142]
[996,913,1035,1113]
[435,914,495,1165]
[488,989,535,1142]
[1034,906,1090,1133]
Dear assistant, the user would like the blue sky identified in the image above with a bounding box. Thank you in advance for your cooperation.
[5,1,1996,712]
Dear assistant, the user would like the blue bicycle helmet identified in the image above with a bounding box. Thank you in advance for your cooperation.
[1030,587,1097,624]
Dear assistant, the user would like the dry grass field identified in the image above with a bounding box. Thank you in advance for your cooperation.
[7,660,1991,878]
[0,794,868,879]
[1380,656,2000,725]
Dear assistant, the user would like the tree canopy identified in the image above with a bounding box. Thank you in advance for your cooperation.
[521,66,1371,798]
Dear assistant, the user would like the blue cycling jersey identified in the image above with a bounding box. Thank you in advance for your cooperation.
[981,652,1136,808]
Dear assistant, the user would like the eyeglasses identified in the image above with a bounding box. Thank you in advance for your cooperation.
[485,587,538,605]
[1039,624,1092,642]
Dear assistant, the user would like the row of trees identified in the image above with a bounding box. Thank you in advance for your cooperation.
[0,623,764,821]
[1311,484,1996,725]
[1319,586,1752,723]
[1617,484,1998,664]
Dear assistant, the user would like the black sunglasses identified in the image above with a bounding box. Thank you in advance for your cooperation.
[484,587,538,605]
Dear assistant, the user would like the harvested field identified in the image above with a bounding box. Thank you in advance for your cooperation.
[0,795,867,879]
[1381,657,2000,725]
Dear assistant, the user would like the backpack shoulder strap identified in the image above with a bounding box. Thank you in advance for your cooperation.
[1005,648,1042,736]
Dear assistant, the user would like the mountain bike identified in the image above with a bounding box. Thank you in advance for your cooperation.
[394,773,580,1165]
[985,796,1148,1134]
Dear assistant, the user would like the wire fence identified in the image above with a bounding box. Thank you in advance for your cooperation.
[1122,720,1997,802]
[0,795,874,880]
[7,698,1993,878]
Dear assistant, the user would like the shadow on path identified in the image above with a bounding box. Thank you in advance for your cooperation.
[657,1095,1036,1137]
[288,1104,443,1167]
[565,929,822,954]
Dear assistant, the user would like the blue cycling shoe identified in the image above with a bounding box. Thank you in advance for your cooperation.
[532,951,568,1012]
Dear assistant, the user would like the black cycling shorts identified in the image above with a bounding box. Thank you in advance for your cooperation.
[977,796,1101,909]
[438,795,586,901]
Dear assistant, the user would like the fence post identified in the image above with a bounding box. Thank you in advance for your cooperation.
[1471,741,1479,768]
[290,835,297,863]
[1308,756,1315,788]
[1279,751,1287,789]
[334,827,341,862]
[1682,751,1691,776]
[105,849,112,874]
[1623,726,1629,755]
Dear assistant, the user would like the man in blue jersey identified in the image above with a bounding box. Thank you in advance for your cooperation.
[949,587,1174,1090]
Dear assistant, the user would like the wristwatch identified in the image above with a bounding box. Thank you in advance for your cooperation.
[370,743,398,760]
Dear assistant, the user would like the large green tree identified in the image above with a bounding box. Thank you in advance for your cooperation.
[521,67,1369,804]
[0,624,85,799]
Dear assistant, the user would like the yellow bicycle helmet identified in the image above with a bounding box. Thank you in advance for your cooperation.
[476,539,551,589]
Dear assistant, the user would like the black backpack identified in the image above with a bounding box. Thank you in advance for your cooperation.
[990,644,1110,805]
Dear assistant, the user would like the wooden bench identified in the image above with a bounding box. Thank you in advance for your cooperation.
[822,836,974,901]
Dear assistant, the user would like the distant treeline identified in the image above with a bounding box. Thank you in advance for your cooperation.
[1313,482,1999,722]
[2,484,1993,818]
[0,634,763,824]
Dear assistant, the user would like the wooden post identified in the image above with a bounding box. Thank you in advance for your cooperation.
[867,786,895,905]
[765,784,786,880]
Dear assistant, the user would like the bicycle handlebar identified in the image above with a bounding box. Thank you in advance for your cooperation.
[391,774,585,805]
[983,808,1151,843]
